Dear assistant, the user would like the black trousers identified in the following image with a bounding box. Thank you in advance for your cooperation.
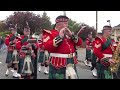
[86,49,92,61]
[91,53,97,71]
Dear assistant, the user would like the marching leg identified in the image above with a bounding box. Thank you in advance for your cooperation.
[5,67,9,77]
[13,65,21,78]
[91,68,97,77]
[38,63,41,72]
[44,62,49,74]
[5,63,12,77]
[44,67,49,74]
[13,69,18,78]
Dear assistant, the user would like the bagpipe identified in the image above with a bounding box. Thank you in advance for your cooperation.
[21,36,37,75]
[27,38,37,44]
[20,34,37,54]
[21,21,37,75]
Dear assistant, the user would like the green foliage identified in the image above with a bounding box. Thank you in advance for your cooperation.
[0,31,11,39]
[68,19,80,33]
[41,12,52,29]
[0,21,8,32]
[5,11,52,35]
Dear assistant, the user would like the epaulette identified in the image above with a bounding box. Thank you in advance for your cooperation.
[43,29,52,34]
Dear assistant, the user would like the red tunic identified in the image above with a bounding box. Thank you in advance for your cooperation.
[5,34,20,51]
[43,29,82,69]
[93,36,117,60]
[16,35,38,59]
[38,39,44,52]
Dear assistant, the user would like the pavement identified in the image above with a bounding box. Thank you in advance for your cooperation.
[0,48,97,79]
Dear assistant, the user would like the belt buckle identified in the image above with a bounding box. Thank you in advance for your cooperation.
[68,53,73,58]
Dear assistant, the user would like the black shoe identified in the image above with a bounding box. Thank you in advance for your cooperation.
[13,76,18,78]
[5,74,9,77]
[44,72,49,75]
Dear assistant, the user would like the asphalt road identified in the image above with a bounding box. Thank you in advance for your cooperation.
[0,48,96,79]
[37,48,97,79]
[0,50,17,79]
[37,61,96,79]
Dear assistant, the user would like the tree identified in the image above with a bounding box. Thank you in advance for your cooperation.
[5,11,52,35]
[68,19,80,33]
[40,11,52,30]
[0,21,8,32]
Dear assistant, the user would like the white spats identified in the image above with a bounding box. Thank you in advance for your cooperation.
[5,69,9,76]
[91,68,97,77]
[44,67,49,74]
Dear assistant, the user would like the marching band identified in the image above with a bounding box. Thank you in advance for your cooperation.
[2,14,120,79]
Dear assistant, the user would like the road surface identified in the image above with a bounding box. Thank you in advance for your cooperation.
[0,48,96,79]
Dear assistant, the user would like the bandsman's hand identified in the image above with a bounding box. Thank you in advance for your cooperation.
[13,39,18,43]
[59,27,66,38]
[109,59,115,64]
[64,27,72,37]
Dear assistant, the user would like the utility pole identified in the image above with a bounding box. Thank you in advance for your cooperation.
[63,11,66,16]
[96,11,98,37]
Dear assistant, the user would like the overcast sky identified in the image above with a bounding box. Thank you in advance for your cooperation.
[98,11,120,32]
[0,11,96,28]
[1,11,119,33]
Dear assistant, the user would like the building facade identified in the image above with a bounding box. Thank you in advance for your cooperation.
[112,24,120,42]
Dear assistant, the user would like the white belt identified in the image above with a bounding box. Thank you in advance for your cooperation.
[103,54,112,58]
[50,53,75,58]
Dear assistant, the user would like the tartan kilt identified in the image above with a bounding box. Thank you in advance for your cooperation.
[6,51,13,63]
[38,52,44,63]
[96,62,112,79]
[49,58,78,79]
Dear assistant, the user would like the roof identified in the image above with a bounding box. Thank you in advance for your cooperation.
[113,24,120,30]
